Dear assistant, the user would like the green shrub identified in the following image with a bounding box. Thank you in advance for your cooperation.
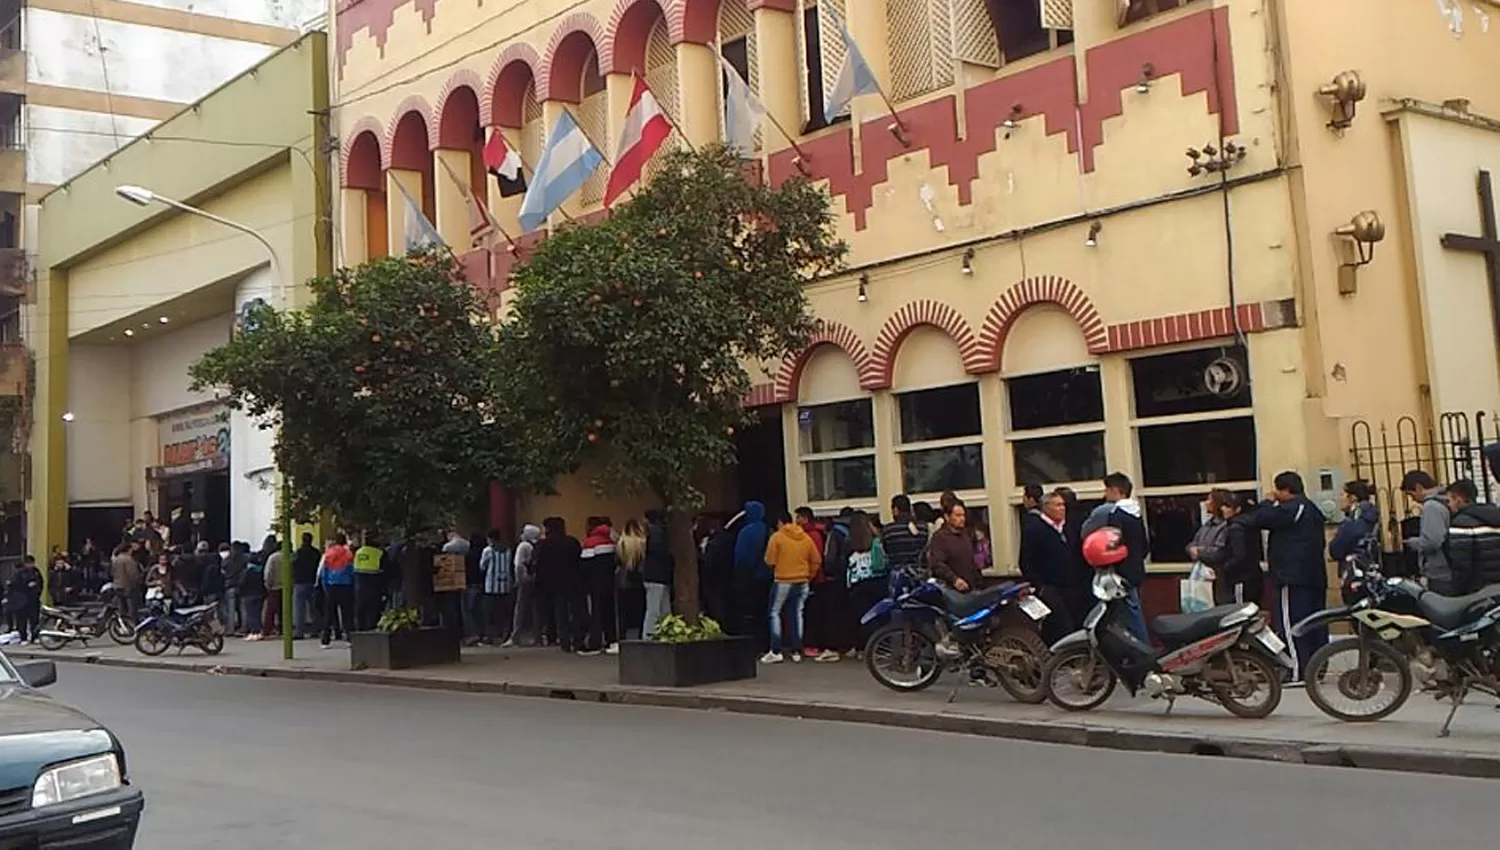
[652,614,724,643]
[377,607,421,633]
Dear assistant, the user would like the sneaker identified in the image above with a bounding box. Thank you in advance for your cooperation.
[500,639,516,648]
[604,643,620,655]
[803,647,822,658]
[320,642,333,650]
[789,652,803,663]
[814,649,841,663]
[245,634,261,642]
[578,649,602,657]
[760,651,784,664]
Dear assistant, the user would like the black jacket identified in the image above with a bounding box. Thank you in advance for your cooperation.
[642,521,674,585]
[292,544,321,585]
[1105,507,1149,588]
[1255,497,1328,588]
[1218,514,1265,591]
[1448,503,1500,594]
[533,535,582,591]
[1018,511,1070,587]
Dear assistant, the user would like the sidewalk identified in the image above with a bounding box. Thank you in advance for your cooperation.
[12,638,1500,779]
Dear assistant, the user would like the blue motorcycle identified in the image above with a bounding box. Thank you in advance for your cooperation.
[134,594,223,657]
[860,572,1052,703]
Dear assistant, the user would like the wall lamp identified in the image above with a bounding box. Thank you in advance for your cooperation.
[1085,221,1102,248]
[857,273,869,303]
[1002,103,1023,138]
[61,412,75,423]
[1317,70,1367,132]
[960,248,975,275]
[1334,210,1386,295]
[1136,63,1155,94]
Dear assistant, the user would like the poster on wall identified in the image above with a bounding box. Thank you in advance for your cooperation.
[432,554,466,592]
[150,405,231,479]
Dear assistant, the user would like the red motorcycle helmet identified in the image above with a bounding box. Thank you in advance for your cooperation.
[1082,526,1128,568]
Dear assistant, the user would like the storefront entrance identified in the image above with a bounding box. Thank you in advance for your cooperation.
[150,404,232,549]
[154,471,230,549]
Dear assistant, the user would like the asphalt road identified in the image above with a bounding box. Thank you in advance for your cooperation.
[45,663,1499,849]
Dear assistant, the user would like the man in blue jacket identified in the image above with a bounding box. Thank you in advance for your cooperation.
[1255,470,1327,682]
[732,501,770,650]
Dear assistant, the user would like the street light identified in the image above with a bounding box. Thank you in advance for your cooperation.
[115,183,296,661]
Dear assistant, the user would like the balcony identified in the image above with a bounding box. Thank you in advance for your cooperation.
[0,249,27,297]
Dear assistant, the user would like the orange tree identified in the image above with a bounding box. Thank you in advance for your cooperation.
[189,252,507,600]
[497,144,846,620]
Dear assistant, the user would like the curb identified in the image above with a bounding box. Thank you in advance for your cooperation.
[13,649,1500,780]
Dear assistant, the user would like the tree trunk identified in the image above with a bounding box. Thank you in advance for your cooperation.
[668,508,701,624]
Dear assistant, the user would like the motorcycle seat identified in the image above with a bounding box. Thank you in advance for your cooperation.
[942,583,1017,621]
[174,603,217,617]
[1151,604,1249,644]
[1417,583,1500,630]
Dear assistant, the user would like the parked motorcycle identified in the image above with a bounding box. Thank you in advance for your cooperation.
[861,571,1052,703]
[36,585,137,650]
[134,597,223,657]
[1293,553,1500,735]
[1043,566,1292,718]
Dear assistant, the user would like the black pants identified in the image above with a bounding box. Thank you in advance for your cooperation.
[12,603,39,641]
[1035,584,1076,645]
[321,585,355,643]
[583,569,617,651]
[850,579,887,650]
[354,572,385,631]
[806,581,857,653]
[539,585,582,651]
[730,575,772,651]
[1274,584,1326,682]
[617,585,645,639]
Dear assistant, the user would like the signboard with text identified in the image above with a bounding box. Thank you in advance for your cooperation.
[432,554,466,593]
[150,405,231,479]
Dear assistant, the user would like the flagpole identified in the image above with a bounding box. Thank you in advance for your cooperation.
[632,71,695,154]
[872,86,911,147]
[437,152,519,251]
[391,176,460,261]
[566,104,643,211]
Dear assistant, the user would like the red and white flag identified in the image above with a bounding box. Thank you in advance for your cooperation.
[436,157,503,249]
[482,127,523,183]
[604,76,673,208]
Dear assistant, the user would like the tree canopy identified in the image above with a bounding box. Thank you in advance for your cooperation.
[189,252,506,540]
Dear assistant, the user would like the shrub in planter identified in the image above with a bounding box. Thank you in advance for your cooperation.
[349,607,461,671]
[618,615,757,687]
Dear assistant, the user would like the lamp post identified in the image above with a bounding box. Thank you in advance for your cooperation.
[115,184,297,661]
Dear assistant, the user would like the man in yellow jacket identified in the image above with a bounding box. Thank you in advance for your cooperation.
[761,510,821,664]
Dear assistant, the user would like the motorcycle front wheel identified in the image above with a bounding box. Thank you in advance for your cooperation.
[987,626,1049,704]
[1213,649,1284,719]
[37,617,69,651]
[865,624,943,692]
[1304,637,1412,722]
[108,614,136,645]
[1043,645,1117,711]
[134,628,170,657]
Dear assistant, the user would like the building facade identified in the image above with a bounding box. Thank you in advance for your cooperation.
[330,0,1498,601]
[29,33,331,555]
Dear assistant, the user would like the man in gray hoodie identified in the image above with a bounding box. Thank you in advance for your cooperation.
[507,524,541,647]
[1402,470,1453,593]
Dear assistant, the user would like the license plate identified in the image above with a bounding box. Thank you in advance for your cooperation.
[1019,595,1051,620]
[1257,630,1287,654]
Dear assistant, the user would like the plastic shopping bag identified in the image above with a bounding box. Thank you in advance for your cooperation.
[1178,562,1215,613]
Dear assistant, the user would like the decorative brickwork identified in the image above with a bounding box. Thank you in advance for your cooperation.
[869,300,985,387]
[433,70,484,150]
[341,118,385,189]
[540,12,607,103]
[977,276,1110,370]
[385,96,433,169]
[772,320,879,403]
[483,43,543,127]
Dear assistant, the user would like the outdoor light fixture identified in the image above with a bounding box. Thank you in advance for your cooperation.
[1085,221,1102,248]
[1334,210,1386,295]
[1317,70,1367,131]
[123,329,134,337]
[115,185,155,206]
[158,316,170,324]
[1186,141,1247,177]
[1136,63,1155,94]
[960,248,975,275]
[1002,103,1023,138]
[61,412,74,423]
[857,274,869,303]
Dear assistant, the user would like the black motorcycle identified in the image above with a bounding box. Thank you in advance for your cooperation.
[134,597,223,657]
[37,585,137,649]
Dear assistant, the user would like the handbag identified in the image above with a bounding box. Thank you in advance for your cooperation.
[1179,562,1215,613]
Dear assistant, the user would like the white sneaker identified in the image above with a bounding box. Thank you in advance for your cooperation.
[604,643,620,655]
[814,649,841,663]
[500,639,515,648]
[760,651,784,664]
[789,652,802,663]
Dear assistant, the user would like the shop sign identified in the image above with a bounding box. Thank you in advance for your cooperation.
[154,406,231,477]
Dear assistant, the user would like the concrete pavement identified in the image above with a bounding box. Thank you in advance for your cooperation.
[41,663,1500,849]
[15,638,1500,778]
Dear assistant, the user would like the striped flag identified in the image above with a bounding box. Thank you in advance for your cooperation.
[391,178,444,254]
[604,76,673,208]
[517,110,604,233]
[718,53,767,156]
[823,12,881,123]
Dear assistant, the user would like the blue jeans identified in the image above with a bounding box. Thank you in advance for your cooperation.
[293,583,315,637]
[463,587,485,639]
[768,581,808,654]
[222,586,242,633]
[1124,588,1148,643]
[642,582,671,639]
[243,594,264,634]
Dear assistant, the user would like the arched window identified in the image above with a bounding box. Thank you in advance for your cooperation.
[953,0,1073,71]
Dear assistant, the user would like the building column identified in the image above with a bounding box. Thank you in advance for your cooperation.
[1068,0,1113,98]
[432,148,472,249]
[385,169,422,253]
[28,267,68,557]
[675,42,720,148]
[754,5,801,150]
[780,403,806,506]
[1099,356,1136,482]
[871,389,900,512]
[340,187,369,267]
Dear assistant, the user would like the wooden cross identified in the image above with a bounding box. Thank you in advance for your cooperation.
[1441,170,1500,363]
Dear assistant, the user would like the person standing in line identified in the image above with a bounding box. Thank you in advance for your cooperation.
[110,543,144,624]
[845,511,888,655]
[533,517,583,653]
[579,518,618,654]
[239,541,266,639]
[761,511,820,664]
[1019,492,1076,642]
[508,524,541,647]
[732,501,772,649]
[6,556,42,643]
[1214,493,1265,606]
[880,495,929,579]
[259,544,283,640]
[353,535,386,632]
[480,528,515,645]
[641,509,674,641]
[218,541,245,635]
[1444,479,1500,594]
[291,533,320,640]
[616,519,647,641]
[1186,488,1233,567]
[1328,479,1379,565]
[1021,483,1044,514]
[793,509,828,658]
[1052,486,1093,625]
[1255,471,1328,682]
[197,545,225,631]
[813,508,857,662]
[1401,470,1454,593]
[317,533,356,648]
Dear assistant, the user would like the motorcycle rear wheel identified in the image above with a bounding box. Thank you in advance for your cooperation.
[988,626,1049,704]
[1304,638,1412,723]
[1213,649,1284,719]
[198,633,225,656]
[865,624,943,692]
[1043,645,1117,711]
[37,617,68,651]
[108,614,136,645]
[134,628,170,657]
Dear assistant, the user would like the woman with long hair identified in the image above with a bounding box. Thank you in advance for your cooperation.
[616,519,647,640]
[845,511,888,656]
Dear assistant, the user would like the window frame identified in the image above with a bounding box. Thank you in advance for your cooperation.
[1003,363,1107,488]
[798,0,853,134]
[892,380,986,495]
[797,393,879,505]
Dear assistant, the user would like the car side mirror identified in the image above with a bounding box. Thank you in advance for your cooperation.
[16,660,57,688]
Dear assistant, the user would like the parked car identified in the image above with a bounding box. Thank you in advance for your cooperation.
[0,651,144,848]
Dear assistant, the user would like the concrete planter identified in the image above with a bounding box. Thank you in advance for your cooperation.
[617,635,758,687]
[349,627,461,671]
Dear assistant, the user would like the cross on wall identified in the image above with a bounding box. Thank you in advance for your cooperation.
[1441,170,1500,366]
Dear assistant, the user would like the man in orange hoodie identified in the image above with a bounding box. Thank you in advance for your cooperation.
[761,510,821,664]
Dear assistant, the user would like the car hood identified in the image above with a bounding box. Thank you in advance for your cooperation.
[0,687,115,791]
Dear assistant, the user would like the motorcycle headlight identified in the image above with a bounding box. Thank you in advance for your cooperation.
[32,753,122,808]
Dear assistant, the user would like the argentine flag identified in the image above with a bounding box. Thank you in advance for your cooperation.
[518,110,605,233]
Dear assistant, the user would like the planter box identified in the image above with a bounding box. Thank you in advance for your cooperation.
[349,627,461,671]
[617,635,758,687]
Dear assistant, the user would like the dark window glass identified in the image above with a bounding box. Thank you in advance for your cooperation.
[581,53,605,98]
[1144,489,1258,564]
[802,5,829,132]
[1138,417,1257,488]
[989,0,1051,61]
[721,37,749,100]
[1131,347,1251,418]
[898,384,982,443]
[805,456,877,502]
[1122,0,1185,25]
[1007,367,1103,431]
[901,445,985,493]
[798,400,874,454]
[1012,432,1106,485]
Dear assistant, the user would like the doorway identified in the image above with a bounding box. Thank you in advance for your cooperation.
[734,408,787,518]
